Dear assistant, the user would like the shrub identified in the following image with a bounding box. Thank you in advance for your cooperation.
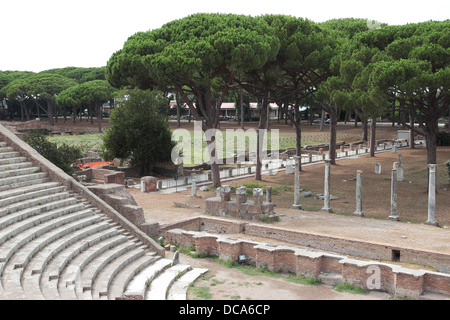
[102,89,175,176]
[24,130,82,175]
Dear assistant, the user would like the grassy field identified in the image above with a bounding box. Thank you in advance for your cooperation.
[48,133,104,153]
[48,123,398,165]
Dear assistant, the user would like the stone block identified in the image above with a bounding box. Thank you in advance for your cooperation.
[140,176,158,193]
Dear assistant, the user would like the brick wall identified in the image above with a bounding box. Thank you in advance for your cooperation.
[164,225,450,299]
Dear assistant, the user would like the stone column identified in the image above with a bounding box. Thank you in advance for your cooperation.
[397,153,404,182]
[266,186,272,203]
[216,186,222,198]
[426,164,440,226]
[388,162,400,221]
[236,186,247,212]
[353,170,364,216]
[253,188,264,213]
[191,179,197,197]
[221,185,231,209]
[392,144,397,154]
[292,156,303,210]
[321,160,333,213]
[375,163,382,175]
[286,164,293,174]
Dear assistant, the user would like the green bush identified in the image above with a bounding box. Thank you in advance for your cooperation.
[24,131,82,175]
[102,89,175,176]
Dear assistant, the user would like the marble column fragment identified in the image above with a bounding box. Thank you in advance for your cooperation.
[426,164,440,226]
[321,160,333,213]
[292,156,303,210]
[353,170,364,217]
[388,162,400,221]
[266,186,272,203]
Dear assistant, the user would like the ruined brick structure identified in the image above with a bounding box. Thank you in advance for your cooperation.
[205,185,276,221]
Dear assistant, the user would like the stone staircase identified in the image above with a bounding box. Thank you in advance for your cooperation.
[0,138,207,300]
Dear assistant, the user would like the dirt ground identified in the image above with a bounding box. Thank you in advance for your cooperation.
[128,145,450,301]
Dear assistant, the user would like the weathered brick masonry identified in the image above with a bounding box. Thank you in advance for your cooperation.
[163,217,450,299]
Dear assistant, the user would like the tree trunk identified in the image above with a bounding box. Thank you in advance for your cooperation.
[425,119,438,165]
[370,118,376,157]
[96,104,102,133]
[329,109,338,165]
[320,109,325,132]
[255,97,268,181]
[240,92,244,130]
[176,92,181,128]
[361,118,368,141]
[409,105,415,149]
[48,101,54,126]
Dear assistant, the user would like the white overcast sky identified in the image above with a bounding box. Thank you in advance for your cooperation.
[1,0,448,72]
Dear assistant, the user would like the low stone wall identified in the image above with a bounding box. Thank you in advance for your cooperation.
[165,228,450,299]
[205,186,276,222]
[74,168,125,185]
[160,216,450,274]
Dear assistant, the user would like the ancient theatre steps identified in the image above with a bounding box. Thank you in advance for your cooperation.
[0,140,205,300]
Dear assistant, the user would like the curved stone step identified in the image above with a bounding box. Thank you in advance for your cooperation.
[0,172,48,188]
[145,264,191,300]
[122,258,173,300]
[0,191,71,218]
[0,166,41,180]
[40,228,122,300]
[0,156,28,167]
[57,235,129,300]
[107,254,160,300]
[0,186,66,209]
[13,212,100,270]
[0,201,84,247]
[20,222,112,300]
[0,151,21,160]
[0,175,51,193]
[0,161,33,173]
[28,221,111,276]
[0,213,99,297]
[91,246,155,299]
[0,146,16,153]
[0,209,94,275]
[167,268,209,300]
[0,182,61,201]
[78,241,140,297]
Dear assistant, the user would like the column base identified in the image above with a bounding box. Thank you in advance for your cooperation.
[388,215,400,221]
[292,204,303,210]
[425,220,441,227]
[353,211,364,217]
[321,207,333,213]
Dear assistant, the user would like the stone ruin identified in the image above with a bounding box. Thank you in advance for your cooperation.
[205,185,277,222]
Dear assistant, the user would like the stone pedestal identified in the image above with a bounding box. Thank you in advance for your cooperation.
[140,176,158,193]
[253,188,264,212]
[286,164,293,174]
[191,179,197,197]
[236,186,247,211]
[221,185,231,207]
[375,163,381,175]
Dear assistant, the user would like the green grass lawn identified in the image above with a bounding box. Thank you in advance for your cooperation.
[48,133,105,153]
